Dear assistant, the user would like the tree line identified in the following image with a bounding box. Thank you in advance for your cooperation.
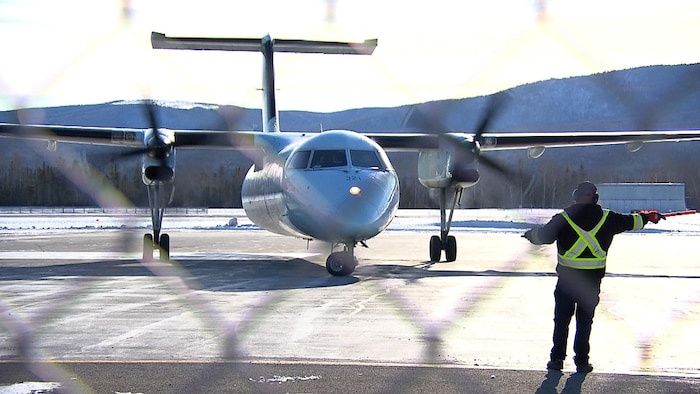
[2,140,699,210]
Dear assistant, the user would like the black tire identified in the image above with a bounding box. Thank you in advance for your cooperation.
[159,233,170,260]
[429,235,442,262]
[445,235,457,262]
[143,233,154,261]
[326,251,356,276]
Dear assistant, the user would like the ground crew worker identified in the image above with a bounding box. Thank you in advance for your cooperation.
[522,181,665,373]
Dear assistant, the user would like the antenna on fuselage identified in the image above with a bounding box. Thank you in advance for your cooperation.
[151,32,377,133]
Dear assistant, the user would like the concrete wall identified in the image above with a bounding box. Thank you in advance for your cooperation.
[598,183,686,213]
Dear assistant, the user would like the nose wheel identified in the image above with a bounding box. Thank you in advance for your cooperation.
[325,243,358,276]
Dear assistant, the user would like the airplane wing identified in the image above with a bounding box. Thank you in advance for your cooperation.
[0,123,305,152]
[4,123,700,153]
[365,129,700,152]
[0,123,144,147]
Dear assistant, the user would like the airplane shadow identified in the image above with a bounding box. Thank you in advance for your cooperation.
[2,256,696,293]
[355,263,700,281]
[0,257,359,292]
[355,263,558,281]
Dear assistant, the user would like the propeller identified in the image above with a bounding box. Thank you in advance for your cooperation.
[402,93,513,178]
[115,99,172,160]
[116,100,258,161]
[143,100,175,161]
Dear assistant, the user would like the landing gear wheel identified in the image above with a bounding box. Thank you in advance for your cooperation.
[143,233,154,261]
[326,251,357,276]
[429,235,442,262]
[445,235,457,262]
[159,233,170,260]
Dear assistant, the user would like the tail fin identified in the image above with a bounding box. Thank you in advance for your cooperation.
[151,32,377,133]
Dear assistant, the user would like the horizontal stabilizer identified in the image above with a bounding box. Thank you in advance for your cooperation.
[151,32,377,55]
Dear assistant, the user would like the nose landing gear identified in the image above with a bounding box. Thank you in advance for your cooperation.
[325,242,358,276]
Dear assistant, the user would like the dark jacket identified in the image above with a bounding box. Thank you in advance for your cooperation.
[528,203,648,278]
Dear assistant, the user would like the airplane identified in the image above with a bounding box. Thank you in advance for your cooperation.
[2,31,700,276]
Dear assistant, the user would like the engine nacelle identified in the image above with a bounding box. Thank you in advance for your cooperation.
[142,164,175,184]
[417,150,480,189]
[451,166,480,188]
[141,129,176,185]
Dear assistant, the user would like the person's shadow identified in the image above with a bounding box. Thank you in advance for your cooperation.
[535,370,587,393]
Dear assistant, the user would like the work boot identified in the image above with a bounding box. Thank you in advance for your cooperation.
[546,359,563,371]
[574,356,593,373]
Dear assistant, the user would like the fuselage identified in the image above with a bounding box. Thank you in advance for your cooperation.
[241,130,400,244]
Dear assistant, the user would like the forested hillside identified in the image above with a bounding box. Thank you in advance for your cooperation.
[1,63,699,209]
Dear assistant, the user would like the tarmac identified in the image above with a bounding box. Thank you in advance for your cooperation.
[0,209,699,393]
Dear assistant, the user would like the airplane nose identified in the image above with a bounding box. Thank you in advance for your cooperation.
[334,186,388,239]
[287,171,398,242]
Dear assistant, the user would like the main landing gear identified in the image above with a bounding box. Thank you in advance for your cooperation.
[326,242,359,276]
[429,187,461,263]
[143,232,169,261]
[142,183,173,261]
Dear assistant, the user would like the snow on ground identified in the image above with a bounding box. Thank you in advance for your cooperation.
[0,208,698,235]
[0,382,62,393]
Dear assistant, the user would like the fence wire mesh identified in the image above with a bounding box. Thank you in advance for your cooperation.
[1,1,700,392]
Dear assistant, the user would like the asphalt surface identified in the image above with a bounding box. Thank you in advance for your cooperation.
[0,210,699,393]
[2,361,700,393]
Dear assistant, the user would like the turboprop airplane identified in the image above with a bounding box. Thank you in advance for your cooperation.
[2,31,700,276]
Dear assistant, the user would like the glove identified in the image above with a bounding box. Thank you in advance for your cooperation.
[647,211,665,224]
[522,229,534,242]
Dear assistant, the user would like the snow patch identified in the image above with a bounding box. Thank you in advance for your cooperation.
[0,382,62,393]
[251,375,322,384]
[113,100,217,110]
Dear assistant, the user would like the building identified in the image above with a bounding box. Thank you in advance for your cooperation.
[597,183,686,213]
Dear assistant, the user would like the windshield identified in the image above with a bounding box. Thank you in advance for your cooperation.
[350,149,384,169]
[288,150,311,169]
[289,149,387,170]
[310,150,347,168]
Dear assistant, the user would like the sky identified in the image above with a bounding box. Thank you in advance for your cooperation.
[1,0,700,112]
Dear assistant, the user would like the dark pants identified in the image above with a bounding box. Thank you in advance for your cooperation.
[550,268,602,363]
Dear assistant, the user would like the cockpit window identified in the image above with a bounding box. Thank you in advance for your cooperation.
[310,150,347,168]
[288,150,311,169]
[350,149,384,169]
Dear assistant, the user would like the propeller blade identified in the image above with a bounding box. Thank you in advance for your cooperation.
[117,147,149,158]
[402,101,454,133]
[144,99,160,133]
[477,152,512,177]
[474,92,508,138]
[471,93,516,179]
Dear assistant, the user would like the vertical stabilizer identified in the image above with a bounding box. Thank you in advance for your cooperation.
[151,32,377,133]
[261,35,279,133]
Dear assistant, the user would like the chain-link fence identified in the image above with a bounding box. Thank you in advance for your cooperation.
[1,1,700,392]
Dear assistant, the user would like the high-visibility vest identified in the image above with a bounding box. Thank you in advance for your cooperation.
[557,210,610,269]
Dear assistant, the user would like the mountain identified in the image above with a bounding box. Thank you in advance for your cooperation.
[1,63,700,208]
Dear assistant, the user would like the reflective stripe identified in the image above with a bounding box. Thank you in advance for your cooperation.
[558,256,607,268]
[631,213,644,230]
[557,210,609,269]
